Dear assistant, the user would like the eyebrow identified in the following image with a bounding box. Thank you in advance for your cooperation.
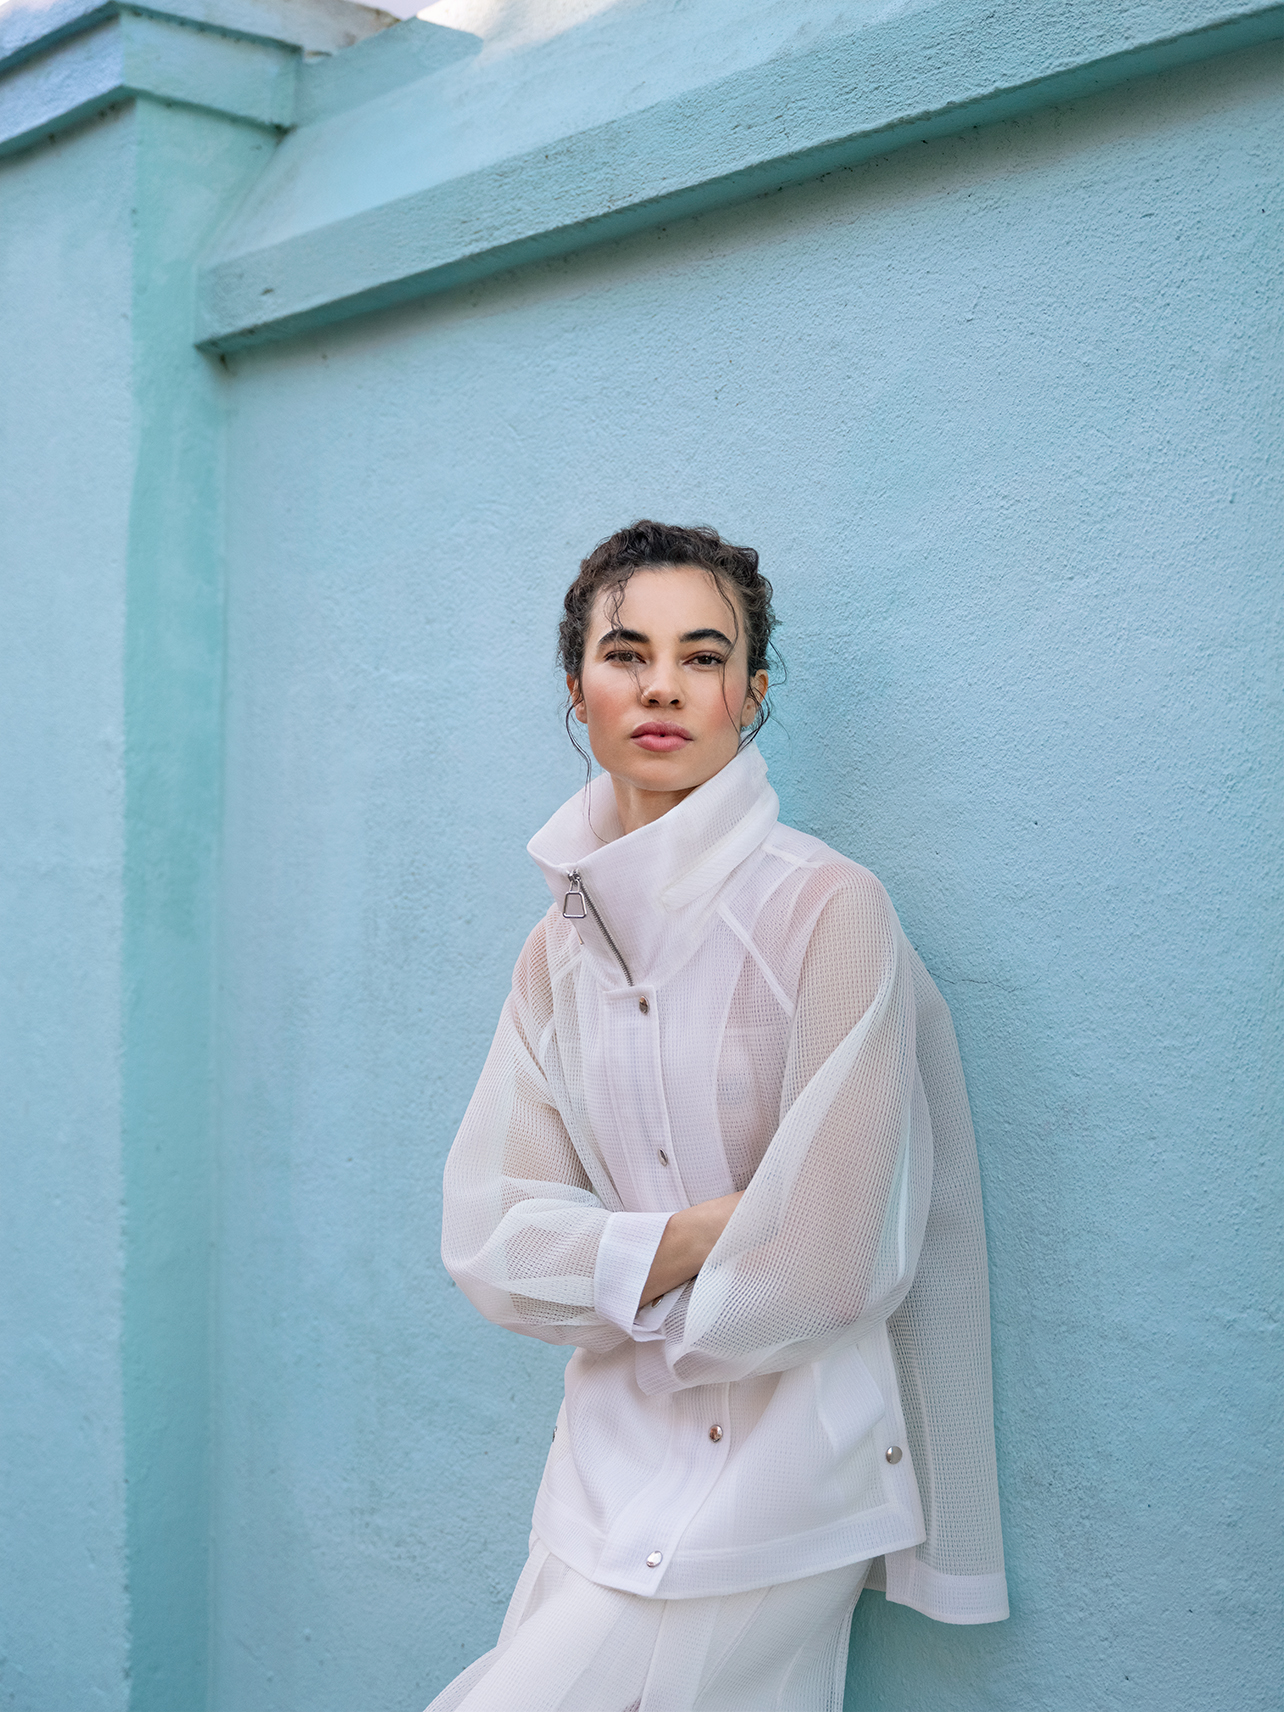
[597,627,734,649]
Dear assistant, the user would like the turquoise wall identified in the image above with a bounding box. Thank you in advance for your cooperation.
[0,65,275,1710]
[213,39,1282,1710]
[0,104,134,1712]
[1,2,1279,1708]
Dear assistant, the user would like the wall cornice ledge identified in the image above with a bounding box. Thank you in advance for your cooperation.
[0,0,392,71]
[196,0,1284,354]
[0,0,393,159]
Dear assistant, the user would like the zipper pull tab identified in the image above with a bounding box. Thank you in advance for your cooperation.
[562,869,587,920]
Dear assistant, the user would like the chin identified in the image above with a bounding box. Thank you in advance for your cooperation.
[610,753,699,789]
[640,758,724,793]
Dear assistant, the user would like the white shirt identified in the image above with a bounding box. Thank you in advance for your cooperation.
[442,745,1007,1623]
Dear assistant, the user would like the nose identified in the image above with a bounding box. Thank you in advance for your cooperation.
[639,660,682,706]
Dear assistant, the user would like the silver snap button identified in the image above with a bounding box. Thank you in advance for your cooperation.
[638,997,649,1014]
[708,1425,723,1443]
[646,1551,663,1568]
[658,1149,669,1166]
[885,1445,903,1465]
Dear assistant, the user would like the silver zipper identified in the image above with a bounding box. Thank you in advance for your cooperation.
[563,868,634,987]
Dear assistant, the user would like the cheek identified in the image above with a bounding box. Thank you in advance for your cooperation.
[580,670,634,725]
[693,672,748,727]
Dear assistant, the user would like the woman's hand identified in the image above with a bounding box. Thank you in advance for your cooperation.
[639,1191,744,1309]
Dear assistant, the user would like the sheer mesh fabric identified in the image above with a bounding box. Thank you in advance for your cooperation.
[441,744,1006,1622]
[655,875,918,1388]
[442,939,623,1352]
[712,948,787,1191]
[887,948,1005,1585]
[443,877,918,1364]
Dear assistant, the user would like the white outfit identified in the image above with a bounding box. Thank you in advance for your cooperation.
[433,746,1006,1708]
[428,1540,869,1712]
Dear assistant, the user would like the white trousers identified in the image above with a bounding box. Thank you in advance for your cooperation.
[426,1539,868,1712]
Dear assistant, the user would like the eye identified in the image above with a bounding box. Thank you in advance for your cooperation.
[690,652,728,668]
[603,648,642,664]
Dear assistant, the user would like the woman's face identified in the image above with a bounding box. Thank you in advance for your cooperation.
[569,565,768,818]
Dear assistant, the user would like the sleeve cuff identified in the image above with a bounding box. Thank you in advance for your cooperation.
[593,1211,672,1338]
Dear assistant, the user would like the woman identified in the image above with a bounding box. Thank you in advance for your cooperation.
[431,522,1006,1712]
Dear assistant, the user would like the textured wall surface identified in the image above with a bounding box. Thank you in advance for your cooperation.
[0,107,134,1712]
[197,0,1284,348]
[0,88,272,1711]
[213,38,1281,1712]
[118,101,275,1712]
[1,2,1279,1709]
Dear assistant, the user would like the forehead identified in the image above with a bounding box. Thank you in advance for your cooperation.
[591,564,742,639]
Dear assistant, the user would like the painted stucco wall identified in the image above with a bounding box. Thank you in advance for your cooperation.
[1,2,1279,1709]
[213,37,1281,1712]
[0,80,275,1711]
[0,104,134,1712]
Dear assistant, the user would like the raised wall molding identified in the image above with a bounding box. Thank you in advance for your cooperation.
[3,0,1279,346]
[0,0,395,157]
[194,0,1284,352]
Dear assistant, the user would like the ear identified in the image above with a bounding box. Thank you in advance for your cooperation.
[740,670,769,728]
[567,671,588,724]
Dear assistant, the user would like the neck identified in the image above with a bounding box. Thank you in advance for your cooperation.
[609,775,696,835]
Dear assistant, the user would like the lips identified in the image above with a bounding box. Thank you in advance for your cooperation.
[631,721,692,754]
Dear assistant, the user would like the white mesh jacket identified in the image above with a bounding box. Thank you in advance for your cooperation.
[442,745,1007,1624]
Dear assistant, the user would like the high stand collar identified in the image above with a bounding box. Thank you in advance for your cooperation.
[527,744,780,989]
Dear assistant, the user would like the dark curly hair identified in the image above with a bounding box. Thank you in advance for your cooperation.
[559,521,780,760]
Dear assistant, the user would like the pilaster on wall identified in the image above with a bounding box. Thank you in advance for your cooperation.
[0,0,394,156]
[116,101,277,1712]
[194,0,1284,352]
[0,6,389,1707]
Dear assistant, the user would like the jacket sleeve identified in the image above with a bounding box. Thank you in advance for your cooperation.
[440,917,666,1354]
[635,870,934,1394]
